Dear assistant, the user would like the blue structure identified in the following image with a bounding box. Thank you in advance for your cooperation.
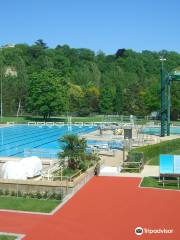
[160,154,180,175]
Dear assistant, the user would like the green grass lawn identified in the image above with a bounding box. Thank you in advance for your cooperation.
[0,196,60,213]
[0,235,16,240]
[129,138,180,165]
[148,148,180,165]
[141,177,180,190]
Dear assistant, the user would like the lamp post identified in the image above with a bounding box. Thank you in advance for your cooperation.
[0,63,3,122]
[160,57,166,137]
[1,73,2,121]
[167,75,171,136]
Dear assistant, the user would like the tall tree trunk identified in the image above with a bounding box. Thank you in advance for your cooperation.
[16,99,21,117]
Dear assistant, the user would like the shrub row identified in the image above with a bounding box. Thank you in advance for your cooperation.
[0,189,63,200]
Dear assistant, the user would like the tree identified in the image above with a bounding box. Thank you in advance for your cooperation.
[69,84,84,113]
[85,86,100,113]
[15,57,28,116]
[0,55,4,118]
[0,41,180,119]
[99,86,114,114]
[114,80,123,114]
[27,69,68,119]
[35,39,48,49]
[58,134,87,170]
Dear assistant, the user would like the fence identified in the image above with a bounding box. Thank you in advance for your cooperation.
[24,148,59,159]
[0,166,96,200]
[1,114,152,125]
[122,152,144,173]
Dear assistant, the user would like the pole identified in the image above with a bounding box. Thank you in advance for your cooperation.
[160,58,166,137]
[167,78,171,136]
[0,68,2,121]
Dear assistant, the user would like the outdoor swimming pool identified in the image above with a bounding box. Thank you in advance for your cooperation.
[0,125,97,158]
[142,127,180,135]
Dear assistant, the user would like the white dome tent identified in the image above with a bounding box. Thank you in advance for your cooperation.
[1,156,42,180]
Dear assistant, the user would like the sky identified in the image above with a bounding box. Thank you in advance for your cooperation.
[0,0,180,54]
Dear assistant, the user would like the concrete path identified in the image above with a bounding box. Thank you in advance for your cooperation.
[99,164,159,178]
[118,165,159,178]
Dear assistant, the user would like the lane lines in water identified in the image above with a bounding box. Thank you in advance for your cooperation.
[10,127,96,157]
[0,125,96,157]
[0,127,62,150]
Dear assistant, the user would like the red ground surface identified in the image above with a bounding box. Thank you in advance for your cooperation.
[0,177,180,239]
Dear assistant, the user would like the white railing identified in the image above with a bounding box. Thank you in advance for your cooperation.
[28,122,36,125]
[36,122,45,125]
[6,122,15,126]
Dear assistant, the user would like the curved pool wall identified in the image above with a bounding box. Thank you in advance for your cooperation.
[142,127,180,135]
[0,125,97,158]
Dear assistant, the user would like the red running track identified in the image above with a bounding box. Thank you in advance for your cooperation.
[0,177,180,240]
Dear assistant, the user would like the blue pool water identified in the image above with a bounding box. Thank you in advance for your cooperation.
[87,139,123,150]
[0,125,97,158]
[142,127,180,135]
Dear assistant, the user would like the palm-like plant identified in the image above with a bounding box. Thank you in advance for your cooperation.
[58,134,87,170]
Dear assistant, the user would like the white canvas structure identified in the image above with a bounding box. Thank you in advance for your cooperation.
[20,156,42,178]
[2,161,27,180]
[1,156,42,180]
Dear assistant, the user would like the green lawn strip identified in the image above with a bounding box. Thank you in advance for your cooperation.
[0,115,143,124]
[0,196,60,213]
[0,235,17,240]
[141,177,180,190]
[129,138,180,165]
[148,149,180,165]
[0,116,27,123]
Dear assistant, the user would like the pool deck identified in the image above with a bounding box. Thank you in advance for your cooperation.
[82,128,180,168]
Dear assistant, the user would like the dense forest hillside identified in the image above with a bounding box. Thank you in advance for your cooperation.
[0,40,180,119]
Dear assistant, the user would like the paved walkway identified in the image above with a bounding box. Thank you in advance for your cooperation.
[100,165,159,177]
[118,165,159,178]
[0,177,180,239]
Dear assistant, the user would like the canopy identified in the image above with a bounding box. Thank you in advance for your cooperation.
[1,156,42,180]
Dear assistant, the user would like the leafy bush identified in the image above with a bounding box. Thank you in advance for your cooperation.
[49,192,56,199]
[127,152,144,162]
[79,161,89,172]
[55,192,63,200]
[17,191,22,197]
[42,191,48,199]
[59,134,100,172]
[0,189,3,196]
[11,191,16,197]
[4,189,9,195]
[28,192,35,198]
[0,189,64,201]
[36,192,42,199]
[62,168,79,176]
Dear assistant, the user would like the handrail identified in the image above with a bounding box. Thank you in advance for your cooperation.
[69,170,82,181]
